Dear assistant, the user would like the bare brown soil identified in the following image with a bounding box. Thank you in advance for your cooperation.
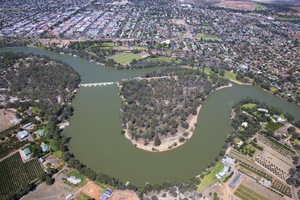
[38,39,86,47]
[240,177,284,200]
[110,190,139,200]
[81,182,101,200]
[0,109,16,132]
[215,1,256,10]
[293,34,300,39]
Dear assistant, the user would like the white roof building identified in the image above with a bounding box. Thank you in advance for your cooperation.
[67,176,81,185]
[17,130,29,139]
[222,156,235,167]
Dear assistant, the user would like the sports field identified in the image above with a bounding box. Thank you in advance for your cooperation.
[198,33,222,42]
[108,52,142,65]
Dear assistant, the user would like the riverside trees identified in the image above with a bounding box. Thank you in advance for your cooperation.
[119,68,229,146]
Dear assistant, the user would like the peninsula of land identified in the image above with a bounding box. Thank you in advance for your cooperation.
[119,68,230,152]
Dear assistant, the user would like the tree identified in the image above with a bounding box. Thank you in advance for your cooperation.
[45,175,54,185]
[288,126,296,134]
[220,70,225,76]
[39,172,47,182]
[296,121,300,129]
[154,135,161,146]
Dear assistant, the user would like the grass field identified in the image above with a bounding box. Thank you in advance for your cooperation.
[235,185,268,200]
[78,193,91,200]
[67,170,87,187]
[0,152,43,199]
[198,162,224,192]
[198,33,222,42]
[108,52,142,65]
[242,103,257,109]
[255,4,267,11]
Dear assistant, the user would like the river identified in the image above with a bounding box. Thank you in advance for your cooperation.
[1,47,299,186]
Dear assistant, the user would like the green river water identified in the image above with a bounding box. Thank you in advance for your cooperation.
[1,47,299,186]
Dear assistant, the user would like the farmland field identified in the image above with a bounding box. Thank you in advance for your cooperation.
[108,52,142,65]
[0,152,43,199]
[235,185,268,200]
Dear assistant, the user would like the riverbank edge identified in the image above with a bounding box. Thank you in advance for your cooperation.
[121,82,233,153]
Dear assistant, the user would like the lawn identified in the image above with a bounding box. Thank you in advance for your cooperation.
[270,87,278,92]
[108,52,142,65]
[198,33,222,42]
[101,42,114,47]
[67,170,87,187]
[224,71,236,80]
[197,172,218,192]
[30,107,41,114]
[242,103,257,109]
[198,162,224,192]
[255,4,267,11]
[53,150,62,158]
[78,193,91,200]
[46,138,57,151]
[234,138,242,144]
[212,162,224,174]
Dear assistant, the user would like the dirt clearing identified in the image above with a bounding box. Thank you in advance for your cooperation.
[110,190,139,200]
[0,109,16,132]
[81,182,101,200]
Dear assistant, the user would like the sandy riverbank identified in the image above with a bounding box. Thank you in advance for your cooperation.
[123,83,233,152]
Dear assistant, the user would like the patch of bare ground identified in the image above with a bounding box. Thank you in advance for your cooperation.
[240,177,284,200]
[0,109,16,132]
[81,182,101,200]
[110,190,139,200]
[38,39,86,48]
[215,1,256,11]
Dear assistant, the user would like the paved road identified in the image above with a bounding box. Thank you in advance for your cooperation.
[292,183,299,200]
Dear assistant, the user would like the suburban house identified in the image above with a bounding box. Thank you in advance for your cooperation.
[67,176,81,185]
[35,129,45,137]
[40,143,50,152]
[20,147,31,161]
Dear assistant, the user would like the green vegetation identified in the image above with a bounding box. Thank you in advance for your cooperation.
[67,170,87,187]
[0,52,80,115]
[235,185,268,200]
[242,103,257,109]
[198,33,222,42]
[258,133,296,156]
[120,68,229,146]
[198,172,218,192]
[108,52,142,65]
[0,152,43,199]
[212,162,224,174]
[78,193,92,200]
[271,179,292,198]
[277,17,300,21]
[198,162,224,191]
[255,4,267,11]
[239,162,272,181]
[265,121,283,131]
[0,125,29,158]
